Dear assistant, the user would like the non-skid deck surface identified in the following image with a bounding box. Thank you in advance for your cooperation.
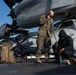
[0,59,76,75]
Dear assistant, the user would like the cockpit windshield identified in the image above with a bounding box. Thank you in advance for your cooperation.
[54,20,76,30]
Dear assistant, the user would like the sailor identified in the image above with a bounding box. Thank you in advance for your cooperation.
[35,10,54,63]
[52,30,74,63]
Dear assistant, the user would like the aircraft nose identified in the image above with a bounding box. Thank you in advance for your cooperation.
[70,33,74,36]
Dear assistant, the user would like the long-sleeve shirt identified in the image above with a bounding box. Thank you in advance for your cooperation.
[38,15,54,37]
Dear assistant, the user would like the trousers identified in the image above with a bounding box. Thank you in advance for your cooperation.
[35,36,51,59]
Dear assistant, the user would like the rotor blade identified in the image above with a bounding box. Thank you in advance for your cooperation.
[3,0,15,9]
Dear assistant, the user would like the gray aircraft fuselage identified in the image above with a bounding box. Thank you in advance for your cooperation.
[12,0,76,28]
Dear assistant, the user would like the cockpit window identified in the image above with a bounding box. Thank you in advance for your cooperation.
[54,22,61,30]
[54,21,75,30]
[59,21,73,28]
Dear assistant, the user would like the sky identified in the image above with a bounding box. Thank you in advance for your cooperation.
[0,0,12,25]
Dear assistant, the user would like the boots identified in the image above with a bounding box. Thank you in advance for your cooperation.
[45,55,50,63]
[45,58,50,63]
[36,57,42,63]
